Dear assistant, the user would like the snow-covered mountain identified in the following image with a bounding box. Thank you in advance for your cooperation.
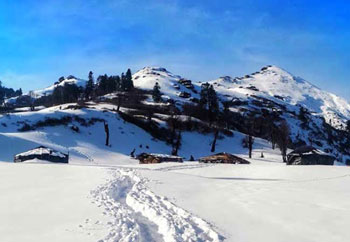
[133,66,350,129]
[208,65,350,128]
[131,65,350,161]
[34,77,87,97]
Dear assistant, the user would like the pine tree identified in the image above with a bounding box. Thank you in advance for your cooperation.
[106,76,117,93]
[298,106,308,123]
[152,82,162,102]
[207,85,219,125]
[85,71,94,100]
[96,74,108,95]
[121,69,134,91]
[115,75,121,91]
[199,83,210,108]
[346,120,350,133]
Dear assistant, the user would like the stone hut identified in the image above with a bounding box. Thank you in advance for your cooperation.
[287,146,335,165]
[137,153,183,164]
[199,152,250,164]
[14,146,69,163]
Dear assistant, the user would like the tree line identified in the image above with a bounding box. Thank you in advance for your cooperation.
[47,69,134,105]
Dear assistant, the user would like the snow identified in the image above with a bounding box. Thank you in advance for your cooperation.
[15,146,67,159]
[139,163,350,242]
[0,163,110,242]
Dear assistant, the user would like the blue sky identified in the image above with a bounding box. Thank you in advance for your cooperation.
[0,0,349,98]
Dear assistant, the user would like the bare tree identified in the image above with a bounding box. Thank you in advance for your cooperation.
[276,121,290,162]
[248,134,254,158]
[172,130,182,156]
[104,121,110,146]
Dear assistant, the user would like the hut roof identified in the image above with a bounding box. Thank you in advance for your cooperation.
[288,146,330,157]
[137,153,183,163]
[15,146,67,159]
[199,152,250,164]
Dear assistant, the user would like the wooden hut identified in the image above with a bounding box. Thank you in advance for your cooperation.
[137,153,183,164]
[14,146,69,163]
[287,146,335,165]
[199,152,250,164]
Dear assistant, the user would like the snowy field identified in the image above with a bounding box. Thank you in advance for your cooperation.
[2,159,350,242]
[1,104,350,241]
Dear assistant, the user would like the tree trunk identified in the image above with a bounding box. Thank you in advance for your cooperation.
[172,131,181,156]
[248,135,253,158]
[211,130,219,153]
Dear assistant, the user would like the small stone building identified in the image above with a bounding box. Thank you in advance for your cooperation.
[199,152,250,164]
[137,153,183,164]
[287,146,335,165]
[14,146,69,163]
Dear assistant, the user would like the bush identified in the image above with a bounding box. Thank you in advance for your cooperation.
[18,123,33,132]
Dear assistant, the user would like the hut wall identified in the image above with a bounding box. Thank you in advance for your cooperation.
[288,154,334,165]
[14,154,69,163]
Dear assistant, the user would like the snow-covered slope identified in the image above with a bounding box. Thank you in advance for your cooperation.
[0,103,276,164]
[209,66,350,128]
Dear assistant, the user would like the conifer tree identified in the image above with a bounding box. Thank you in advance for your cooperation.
[85,71,94,100]
[207,85,219,125]
[121,69,134,91]
[96,74,108,95]
[115,75,121,91]
[152,82,162,102]
[199,83,210,108]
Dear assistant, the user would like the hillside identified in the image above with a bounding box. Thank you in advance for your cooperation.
[130,66,350,163]
[2,65,350,164]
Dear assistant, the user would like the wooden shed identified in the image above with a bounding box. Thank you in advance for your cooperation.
[137,153,183,164]
[199,152,250,164]
[14,146,69,163]
[287,146,335,165]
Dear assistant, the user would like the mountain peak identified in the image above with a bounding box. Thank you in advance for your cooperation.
[138,66,170,74]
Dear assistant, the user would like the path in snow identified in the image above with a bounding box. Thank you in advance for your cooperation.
[43,134,223,241]
[91,169,224,242]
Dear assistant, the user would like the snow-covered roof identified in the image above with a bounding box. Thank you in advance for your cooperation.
[149,153,182,159]
[288,146,331,157]
[15,146,67,159]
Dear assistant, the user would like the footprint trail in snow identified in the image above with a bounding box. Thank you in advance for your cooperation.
[91,169,224,242]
